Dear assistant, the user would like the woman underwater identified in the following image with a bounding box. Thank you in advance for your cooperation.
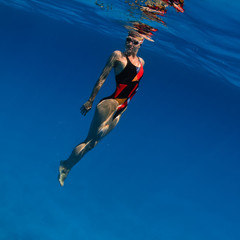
[58,31,145,186]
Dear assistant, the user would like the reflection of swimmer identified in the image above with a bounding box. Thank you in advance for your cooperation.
[162,0,184,12]
[58,31,145,186]
[139,2,167,27]
[125,22,159,42]
[141,5,167,16]
[133,22,158,37]
[138,23,157,34]
[141,10,166,28]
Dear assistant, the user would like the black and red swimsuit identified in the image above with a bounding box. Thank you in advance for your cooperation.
[101,55,144,119]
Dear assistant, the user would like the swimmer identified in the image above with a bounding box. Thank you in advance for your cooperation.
[58,31,145,186]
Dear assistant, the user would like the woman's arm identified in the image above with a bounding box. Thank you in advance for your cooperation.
[80,51,120,116]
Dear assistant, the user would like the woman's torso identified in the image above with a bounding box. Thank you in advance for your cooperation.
[101,54,144,118]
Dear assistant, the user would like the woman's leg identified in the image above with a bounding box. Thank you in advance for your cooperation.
[58,99,122,186]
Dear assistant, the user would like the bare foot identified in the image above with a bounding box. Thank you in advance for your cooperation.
[58,161,70,187]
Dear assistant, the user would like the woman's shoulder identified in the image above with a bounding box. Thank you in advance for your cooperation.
[110,51,128,65]
[112,50,125,59]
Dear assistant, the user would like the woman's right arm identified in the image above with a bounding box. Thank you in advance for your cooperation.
[80,51,121,116]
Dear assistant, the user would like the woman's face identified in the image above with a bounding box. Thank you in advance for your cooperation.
[125,36,142,54]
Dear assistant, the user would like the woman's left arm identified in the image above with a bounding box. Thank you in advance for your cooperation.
[80,51,120,116]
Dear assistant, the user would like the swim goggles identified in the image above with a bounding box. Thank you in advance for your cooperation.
[126,37,141,45]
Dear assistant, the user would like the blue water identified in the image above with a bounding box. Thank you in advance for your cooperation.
[0,1,240,239]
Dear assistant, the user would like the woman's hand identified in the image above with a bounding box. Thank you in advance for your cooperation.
[80,100,93,116]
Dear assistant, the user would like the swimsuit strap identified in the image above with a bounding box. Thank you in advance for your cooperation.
[138,57,142,67]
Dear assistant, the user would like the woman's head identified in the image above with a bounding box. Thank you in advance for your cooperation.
[125,31,144,55]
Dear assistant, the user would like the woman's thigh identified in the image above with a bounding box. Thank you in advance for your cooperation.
[86,99,119,140]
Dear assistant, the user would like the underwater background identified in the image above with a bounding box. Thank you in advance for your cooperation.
[0,0,240,239]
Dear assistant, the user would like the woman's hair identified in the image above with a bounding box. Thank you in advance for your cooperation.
[128,31,144,43]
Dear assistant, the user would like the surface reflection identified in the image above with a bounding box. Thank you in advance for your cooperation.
[124,0,185,41]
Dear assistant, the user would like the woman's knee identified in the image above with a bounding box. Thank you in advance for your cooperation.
[84,138,99,150]
[72,139,97,157]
